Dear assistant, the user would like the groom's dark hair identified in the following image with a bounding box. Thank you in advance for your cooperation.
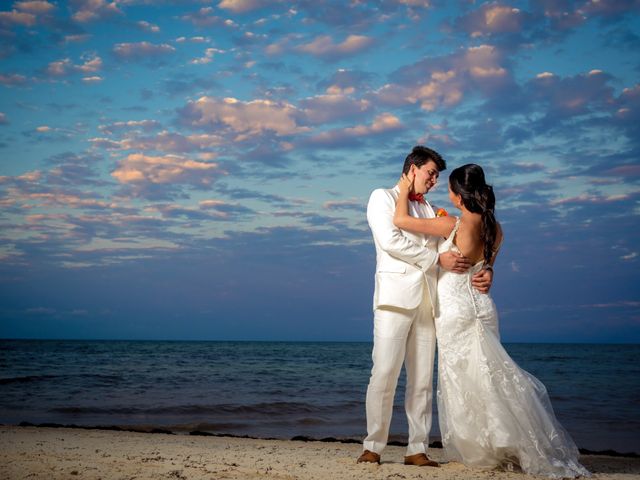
[402,146,446,174]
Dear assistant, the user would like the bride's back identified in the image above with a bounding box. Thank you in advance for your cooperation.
[454,215,502,265]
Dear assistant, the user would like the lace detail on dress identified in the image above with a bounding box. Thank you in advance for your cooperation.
[435,227,589,478]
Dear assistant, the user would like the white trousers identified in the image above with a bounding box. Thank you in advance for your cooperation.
[363,290,436,456]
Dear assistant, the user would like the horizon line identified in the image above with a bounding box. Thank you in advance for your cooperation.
[2,337,639,345]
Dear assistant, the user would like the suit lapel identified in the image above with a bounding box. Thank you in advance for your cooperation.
[391,186,428,245]
[421,199,435,219]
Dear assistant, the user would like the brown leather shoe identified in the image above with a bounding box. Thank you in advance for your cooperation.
[357,450,381,464]
[404,453,439,467]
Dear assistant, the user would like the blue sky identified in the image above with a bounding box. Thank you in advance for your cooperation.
[0,0,638,342]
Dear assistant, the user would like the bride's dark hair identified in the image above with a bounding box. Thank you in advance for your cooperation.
[449,164,497,264]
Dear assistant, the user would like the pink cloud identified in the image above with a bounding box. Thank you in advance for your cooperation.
[111,153,222,186]
[15,1,55,14]
[265,34,302,56]
[456,3,525,37]
[113,42,176,60]
[529,69,614,116]
[45,54,103,78]
[606,164,640,177]
[23,192,112,209]
[309,113,403,145]
[64,34,91,43]
[137,20,159,33]
[0,0,55,28]
[396,0,431,6]
[91,130,224,154]
[538,0,586,30]
[70,0,122,23]
[375,45,511,111]
[77,54,102,73]
[218,0,266,13]
[191,47,225,65]
[299,94,371,124]
[323,198,363,211]
[615,84,640,120]
[466,45,507,73]
[0,73,28,86]
[375,70,464,111]
[0,9,35,26]
[46,58,72,77]
[180,96,308,139]
[175,36,209,44]
[180,7,224,27]
[296,35,374,60]
[98,120,162,135]
[580,0,640,18]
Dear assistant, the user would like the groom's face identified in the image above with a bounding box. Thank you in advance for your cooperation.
[411,160,440,195]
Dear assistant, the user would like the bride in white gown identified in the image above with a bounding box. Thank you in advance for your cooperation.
[393,164,589,478]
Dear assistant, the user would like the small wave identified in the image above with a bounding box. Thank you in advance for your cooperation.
[0,375,59,385]
[297,417,330,425]
[50,406,139,415]
[0,373,122,386]
[175,422,249,432]
[74,373,123,381]
[49,400,363,417]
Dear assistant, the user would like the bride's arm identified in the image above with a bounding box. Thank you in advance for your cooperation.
[393,174,456,237]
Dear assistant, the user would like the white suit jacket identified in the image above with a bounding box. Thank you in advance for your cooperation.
[367,186,439,313]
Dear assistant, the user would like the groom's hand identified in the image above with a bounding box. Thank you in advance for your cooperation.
[439,251,472,273]
[471,269,493,293]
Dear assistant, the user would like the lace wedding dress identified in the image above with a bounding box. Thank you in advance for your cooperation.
[435,218,590,478]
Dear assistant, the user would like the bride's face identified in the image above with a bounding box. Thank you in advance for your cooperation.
[448,184,462,209]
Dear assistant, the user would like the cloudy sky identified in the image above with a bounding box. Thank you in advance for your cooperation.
[0,0,638,342]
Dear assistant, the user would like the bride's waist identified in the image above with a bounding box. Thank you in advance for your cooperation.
[437,274,491,297]
[438,271,474,283]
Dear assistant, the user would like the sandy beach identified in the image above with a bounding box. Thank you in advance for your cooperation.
[1,426,639,480]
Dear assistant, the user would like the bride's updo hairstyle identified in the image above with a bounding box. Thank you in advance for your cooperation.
[449,164,497,264]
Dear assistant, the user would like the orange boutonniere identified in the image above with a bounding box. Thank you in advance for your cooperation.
[436,208,448,217]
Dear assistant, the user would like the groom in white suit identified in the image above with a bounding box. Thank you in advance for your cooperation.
[358,146,492,466]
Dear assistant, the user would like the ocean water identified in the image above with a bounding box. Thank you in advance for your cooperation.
[0,340,638,454]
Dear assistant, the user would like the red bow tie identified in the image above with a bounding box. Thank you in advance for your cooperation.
[409,192,425,204]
